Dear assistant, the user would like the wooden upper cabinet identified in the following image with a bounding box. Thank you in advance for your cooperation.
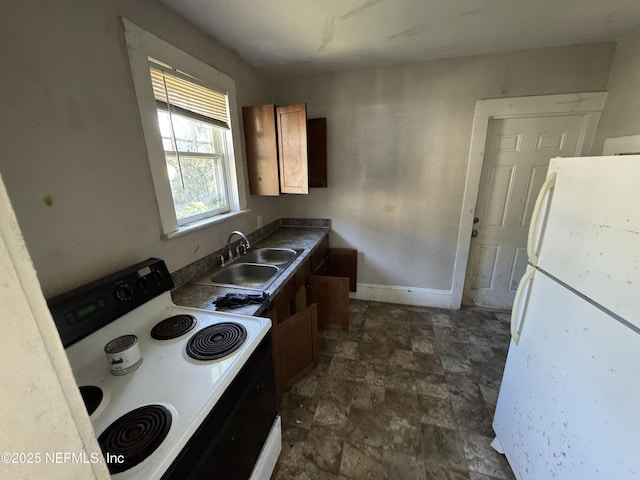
[242,105,280,196]
[307,117,327,188]
[276,104,308,194]
[243,103,327,196]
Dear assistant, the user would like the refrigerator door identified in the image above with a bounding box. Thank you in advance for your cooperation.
[527,155,640,326]
[493,269,640,480]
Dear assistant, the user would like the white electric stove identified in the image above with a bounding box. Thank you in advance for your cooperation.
[48,258,281,480]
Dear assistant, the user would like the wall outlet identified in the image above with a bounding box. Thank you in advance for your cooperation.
[257,215,263,229]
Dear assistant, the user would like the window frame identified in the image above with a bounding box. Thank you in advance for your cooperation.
[123,18,248,238]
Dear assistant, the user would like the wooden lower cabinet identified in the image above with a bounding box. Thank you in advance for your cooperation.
[263,238,357,406]
[308,275,350,331]
[273,304,318,392]
[273,278,295,321]
[326,248,358,292]
[268,301,318,407]
[310,236,329,275]
[309,236,358,291]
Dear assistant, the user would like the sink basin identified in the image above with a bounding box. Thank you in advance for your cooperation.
[208,263,279,288]
[241,248,298,265]
[192,247,303,291]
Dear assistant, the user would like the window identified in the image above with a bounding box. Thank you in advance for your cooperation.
[123,19,247,237]
[150,62,231,224]
[157,109,228,221]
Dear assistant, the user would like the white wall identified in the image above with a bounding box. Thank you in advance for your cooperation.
[0,0,625,307]
[274,43,614,304]
[0,0,278,298]
[0,170,109,479]
[593,28,640,153]
[0,3,279,473]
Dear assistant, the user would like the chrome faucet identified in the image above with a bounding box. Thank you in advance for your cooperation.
[227,230,251,261]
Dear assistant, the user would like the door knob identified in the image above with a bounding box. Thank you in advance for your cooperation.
[473,217,480,224]
[471,229,479,238]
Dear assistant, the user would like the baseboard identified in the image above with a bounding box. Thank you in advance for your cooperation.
[350,283,453,309]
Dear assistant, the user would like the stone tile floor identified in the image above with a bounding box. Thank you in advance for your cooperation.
[272,300,516,480]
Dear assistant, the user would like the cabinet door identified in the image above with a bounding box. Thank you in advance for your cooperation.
[273,278,295,324]
[274,303,319,392]
[276,104,308,194]
[328,248,357,292]
[307,117,327,188]
[293,258,310,312]
[242,105,280,196]
[308,275,350,331]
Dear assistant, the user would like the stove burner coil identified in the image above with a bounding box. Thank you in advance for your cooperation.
[98,404,172,474]
[186,322,247,361]
[151,314,197,340]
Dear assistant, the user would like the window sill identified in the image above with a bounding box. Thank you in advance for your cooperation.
[163,209,250,239]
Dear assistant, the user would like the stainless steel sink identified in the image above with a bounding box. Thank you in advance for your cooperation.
[192,247,302,290]
[207,263,279,288]
[241,247,298,265]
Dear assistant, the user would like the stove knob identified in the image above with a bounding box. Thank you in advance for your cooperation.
[115,284,133,301]
[135,277,148,290]
[151,270,163,283]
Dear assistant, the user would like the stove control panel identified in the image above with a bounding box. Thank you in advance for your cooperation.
[48,258,174,347]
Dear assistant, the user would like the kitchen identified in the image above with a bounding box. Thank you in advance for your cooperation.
[2,1,640,479]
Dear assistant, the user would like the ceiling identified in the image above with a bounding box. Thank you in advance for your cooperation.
[161,0,640,78]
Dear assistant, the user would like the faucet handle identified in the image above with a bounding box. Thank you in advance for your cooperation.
[218,255,226,268]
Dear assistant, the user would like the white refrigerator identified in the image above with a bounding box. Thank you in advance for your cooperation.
[491,155,640,479]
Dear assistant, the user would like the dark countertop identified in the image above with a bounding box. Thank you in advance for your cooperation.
[171,226,329,317]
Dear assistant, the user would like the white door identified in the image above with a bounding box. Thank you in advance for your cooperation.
[463,114,584,308]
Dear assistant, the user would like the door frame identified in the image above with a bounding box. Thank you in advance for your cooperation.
[451,92,608,309]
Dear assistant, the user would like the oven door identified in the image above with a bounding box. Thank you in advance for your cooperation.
[162,333,278,480]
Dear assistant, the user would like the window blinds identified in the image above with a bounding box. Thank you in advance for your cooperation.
[149,63,230,129]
